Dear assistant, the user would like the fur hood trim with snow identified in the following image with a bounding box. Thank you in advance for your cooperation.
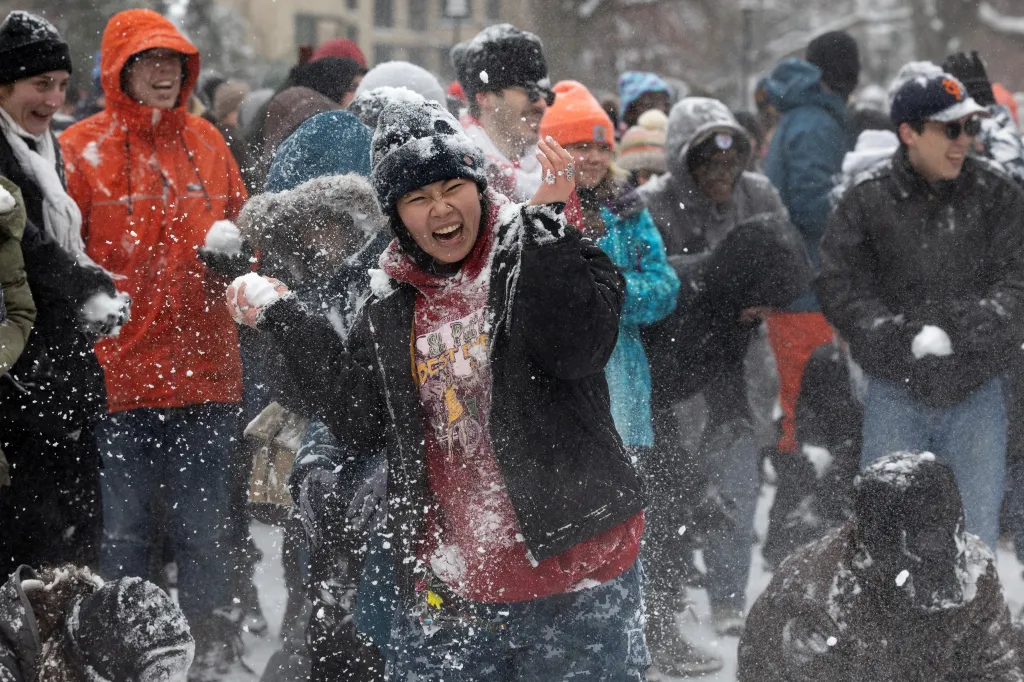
[238,173,384,255]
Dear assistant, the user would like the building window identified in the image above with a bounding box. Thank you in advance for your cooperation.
[440,0,471,20]
[347,25,359,42]
[486,0,500,20]
[374,44,395,64]
[406,47,427,67]
[374,0,394,28]
[409,0,428,31]
[437,46,456,80]
[295,14,317,49]
[347,0,358,9]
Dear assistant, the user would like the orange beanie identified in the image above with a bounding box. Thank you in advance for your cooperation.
[540,80,615,148]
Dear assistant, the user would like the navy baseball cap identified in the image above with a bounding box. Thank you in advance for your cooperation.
[890,72,989,127]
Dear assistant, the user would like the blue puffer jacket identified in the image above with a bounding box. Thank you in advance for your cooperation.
[764,59,852,311]
[594,189,679,448]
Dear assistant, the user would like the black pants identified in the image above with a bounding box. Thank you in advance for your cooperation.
[0,423,101,575]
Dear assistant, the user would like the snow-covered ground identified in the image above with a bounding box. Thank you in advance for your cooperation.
[235,484,1024,681]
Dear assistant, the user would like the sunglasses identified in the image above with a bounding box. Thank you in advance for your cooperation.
[524,84,556,107]
[932,116,982,140]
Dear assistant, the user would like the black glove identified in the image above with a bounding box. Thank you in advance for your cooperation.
[942,51,996,107]
[950,299,1004,357]
[198,240,256,279]
[909,355,961,407]
[297,468,348,552]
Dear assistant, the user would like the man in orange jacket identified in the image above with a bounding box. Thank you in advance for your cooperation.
[61,10,248,677]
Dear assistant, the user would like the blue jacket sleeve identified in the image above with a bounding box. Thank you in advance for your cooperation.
[619,209,680,327]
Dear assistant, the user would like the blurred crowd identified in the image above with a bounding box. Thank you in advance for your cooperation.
[2,6,1024,682]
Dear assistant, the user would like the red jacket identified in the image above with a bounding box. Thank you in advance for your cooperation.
[61,9,246,413]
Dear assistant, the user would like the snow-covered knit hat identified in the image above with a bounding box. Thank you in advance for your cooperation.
[349,86,428,130]
[0,11,73,85]
[64,577,194,682]
[370,99,487,215]
[452,24,550,104]
[355,61,446,107]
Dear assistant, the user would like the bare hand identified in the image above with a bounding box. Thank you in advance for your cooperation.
[530,136,577,206]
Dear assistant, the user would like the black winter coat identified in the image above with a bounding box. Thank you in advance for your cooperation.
[738,524,1021,682]
[0,134,112,432]
[818,150,1024,407]
[262,202,646,602]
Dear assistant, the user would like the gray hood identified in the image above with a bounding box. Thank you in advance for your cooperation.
[666,97,751,177]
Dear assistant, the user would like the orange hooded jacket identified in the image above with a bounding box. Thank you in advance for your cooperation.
[61,10,246,413]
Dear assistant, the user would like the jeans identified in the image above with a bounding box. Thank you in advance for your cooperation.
[95,402,239,626]
[702,418,759,615]
[861,377,1006,549]
[387,561,649,681]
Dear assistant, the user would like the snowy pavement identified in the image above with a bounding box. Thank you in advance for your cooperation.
[234,484,1024,681]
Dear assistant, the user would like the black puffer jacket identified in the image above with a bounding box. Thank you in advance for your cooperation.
[261,201,645,603]
[0,134,113,433]
[817,150,1024,407]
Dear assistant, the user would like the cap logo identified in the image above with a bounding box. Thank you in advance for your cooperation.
[594,125,609,143]
[715,133,733,150]
[942,78,963,101]
[463,154,474,167]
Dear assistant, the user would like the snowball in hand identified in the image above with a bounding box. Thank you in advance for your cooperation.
[0,185,15,213]
[80,291,132,336]
[204,219,243,256]
[226,272,290,328]
[912,325,953,359]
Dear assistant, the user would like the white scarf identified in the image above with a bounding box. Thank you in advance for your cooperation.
[0,106,96,268]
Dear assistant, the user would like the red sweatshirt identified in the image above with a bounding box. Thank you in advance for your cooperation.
[380,198,642,603]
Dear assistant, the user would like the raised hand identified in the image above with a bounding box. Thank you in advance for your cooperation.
[530,136,577,207]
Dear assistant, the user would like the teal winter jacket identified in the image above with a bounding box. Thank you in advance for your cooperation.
[595,196,679,447]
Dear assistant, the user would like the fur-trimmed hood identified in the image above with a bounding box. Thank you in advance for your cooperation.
[238,173,384,260]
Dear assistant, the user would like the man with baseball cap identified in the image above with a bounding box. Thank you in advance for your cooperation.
[817,68,1024,550]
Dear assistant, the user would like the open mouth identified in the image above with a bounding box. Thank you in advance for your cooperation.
[152,81,176,92]
[432,223,464,243]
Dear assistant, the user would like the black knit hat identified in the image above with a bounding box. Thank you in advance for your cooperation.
[285,56,365,104]
[0,11,72,85]
[806,30,860,99]
[452,24,551,104]
[64,577,194,682]
[371,99,487,215]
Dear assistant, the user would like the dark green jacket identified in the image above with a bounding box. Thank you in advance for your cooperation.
[0,176,34,374]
